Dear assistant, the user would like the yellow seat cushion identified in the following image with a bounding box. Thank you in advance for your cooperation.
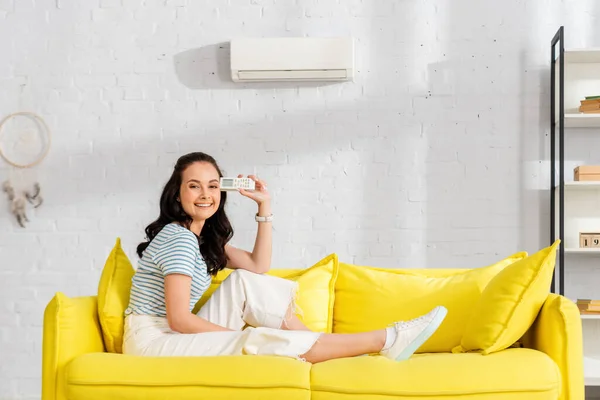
[193,253,339,333]
[65,352,311,400]
[310,349,560,400]
[332,252,527,353]
[455,241,560,355]
[97,238,135,353]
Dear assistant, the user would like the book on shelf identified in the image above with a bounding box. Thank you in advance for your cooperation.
[579,108,600,114]
[578,299,600,303]
[577,299,600,313]
[579,97,600,113]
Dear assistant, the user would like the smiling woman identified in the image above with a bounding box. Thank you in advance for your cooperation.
[134,152,236,276]
[179,175,221,227]
[123,151,447,364]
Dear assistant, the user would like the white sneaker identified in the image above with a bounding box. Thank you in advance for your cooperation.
[380,306,448,361]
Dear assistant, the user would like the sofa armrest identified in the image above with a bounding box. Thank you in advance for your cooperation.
[521,293,584,400]
[42,293,106,400]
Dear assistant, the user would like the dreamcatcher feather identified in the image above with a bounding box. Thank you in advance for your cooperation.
[0,112,50,227]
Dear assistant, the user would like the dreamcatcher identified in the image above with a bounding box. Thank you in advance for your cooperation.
[0,112,51,227]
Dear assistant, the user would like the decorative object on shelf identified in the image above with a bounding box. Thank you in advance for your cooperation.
[574,165,600,181]
[0,111,51,228]
[579,96,600,114]
[579,232,600,248]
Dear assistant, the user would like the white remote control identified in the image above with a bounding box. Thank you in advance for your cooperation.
[220,177,256,191]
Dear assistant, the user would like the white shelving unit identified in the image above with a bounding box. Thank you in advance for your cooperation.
[583,322,600,387]
[563,114,600,128]
[552,34,600,389]
[581,314,600,320]
[584,356,600,386]
[565,248,600,255]
[552,44,600,250]
[553,183,600,252]
[555,47,600,116]
[559,182,600,190]
[562,48,600,63]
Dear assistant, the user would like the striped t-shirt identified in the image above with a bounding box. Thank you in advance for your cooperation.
[125,223,212,317]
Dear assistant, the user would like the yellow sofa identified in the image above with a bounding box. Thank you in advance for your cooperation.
[41,247,584,400]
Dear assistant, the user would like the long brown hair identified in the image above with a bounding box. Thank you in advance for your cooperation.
[136,152,234,275]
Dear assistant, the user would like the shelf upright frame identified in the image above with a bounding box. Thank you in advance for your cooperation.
[550,25,565,296]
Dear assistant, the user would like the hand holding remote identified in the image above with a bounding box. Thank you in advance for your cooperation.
[236,174,270,206]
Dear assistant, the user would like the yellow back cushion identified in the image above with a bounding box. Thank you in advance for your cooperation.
[332,252,527,353]
[193,253,339,333]
[97,238,135,353]
[454,241,560,355]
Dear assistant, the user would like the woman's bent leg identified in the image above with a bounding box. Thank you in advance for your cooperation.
[281,313,311,331]
[197,269,303,330]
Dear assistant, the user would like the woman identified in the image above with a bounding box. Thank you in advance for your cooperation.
[123,151,447,363]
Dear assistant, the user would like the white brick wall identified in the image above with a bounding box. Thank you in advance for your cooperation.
[0,0,599,398]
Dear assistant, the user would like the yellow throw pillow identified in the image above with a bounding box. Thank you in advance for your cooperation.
[333,252,527,353]
[193,254,339,333]
[280,253,339,333]
[97,238,135,353]
[454,240,560,355]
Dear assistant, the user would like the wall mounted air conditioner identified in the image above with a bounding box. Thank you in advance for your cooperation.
[230,37,354,82]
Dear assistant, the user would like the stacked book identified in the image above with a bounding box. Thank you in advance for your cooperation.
[577,299,600,314]
[579,95,600,113]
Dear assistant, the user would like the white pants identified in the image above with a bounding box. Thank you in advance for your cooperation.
[123,269,322,360]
